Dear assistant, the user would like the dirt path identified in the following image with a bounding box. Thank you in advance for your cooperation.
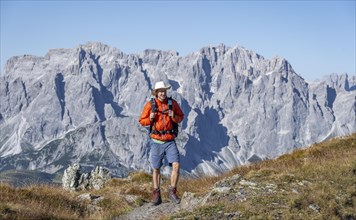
[114,200,183,220]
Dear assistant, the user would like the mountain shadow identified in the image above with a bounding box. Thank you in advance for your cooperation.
[54,73,65,120]
[326,86,337,109]
[180,107,229,172]
[91,54,124,119]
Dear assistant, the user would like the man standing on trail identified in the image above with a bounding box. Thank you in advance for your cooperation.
[139,81,184,206]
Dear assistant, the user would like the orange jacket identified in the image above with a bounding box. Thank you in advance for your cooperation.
[139,97,184,141]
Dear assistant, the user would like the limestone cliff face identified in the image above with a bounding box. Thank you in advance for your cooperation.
[0,42,355,176]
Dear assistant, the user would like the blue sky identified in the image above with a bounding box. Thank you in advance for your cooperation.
[1,1,355,81]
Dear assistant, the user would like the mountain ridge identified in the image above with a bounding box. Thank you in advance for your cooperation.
[0,42,355,177]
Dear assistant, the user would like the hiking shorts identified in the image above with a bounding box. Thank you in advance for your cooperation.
[149,139,180,169]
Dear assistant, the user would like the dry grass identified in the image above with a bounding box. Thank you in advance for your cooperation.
[172,133,356,219]
[179,174,228,196]
[0,183,90,219]
[1,134,355,219]
[0,171,154,220]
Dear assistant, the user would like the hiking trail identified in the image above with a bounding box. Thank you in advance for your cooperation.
[114,200,183,220]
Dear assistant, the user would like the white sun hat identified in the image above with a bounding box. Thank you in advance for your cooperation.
[151,81,171,96]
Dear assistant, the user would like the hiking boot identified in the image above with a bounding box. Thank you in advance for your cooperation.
[152,188,162,206]
[168,186,181,204]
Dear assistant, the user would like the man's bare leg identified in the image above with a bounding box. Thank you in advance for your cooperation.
[153,168,161,189]
[169,162,181,204]
[152,168,162,205]
[171,162,180,187]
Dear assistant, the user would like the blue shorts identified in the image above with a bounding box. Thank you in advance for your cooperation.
[150,139,180,169]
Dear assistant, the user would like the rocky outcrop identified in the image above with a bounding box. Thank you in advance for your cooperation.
[62,164,111,191]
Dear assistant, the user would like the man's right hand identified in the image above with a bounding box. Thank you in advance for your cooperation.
[150,112,156,121]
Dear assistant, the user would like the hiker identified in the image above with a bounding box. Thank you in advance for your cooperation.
[139,81,184,205]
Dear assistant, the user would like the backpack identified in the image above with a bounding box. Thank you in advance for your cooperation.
[150,97,179,136]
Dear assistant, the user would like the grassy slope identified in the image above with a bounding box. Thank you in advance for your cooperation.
[0,133,355,219]
[174,133,356,219]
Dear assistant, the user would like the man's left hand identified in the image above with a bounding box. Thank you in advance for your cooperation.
[168,110,174,118]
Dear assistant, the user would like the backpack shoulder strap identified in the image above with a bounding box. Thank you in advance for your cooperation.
[149,98,156,133]
[150,98,157,113]
[168,97,173,110]
[167,97,179,136]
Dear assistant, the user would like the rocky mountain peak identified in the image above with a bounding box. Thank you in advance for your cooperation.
[0,42,355,177]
